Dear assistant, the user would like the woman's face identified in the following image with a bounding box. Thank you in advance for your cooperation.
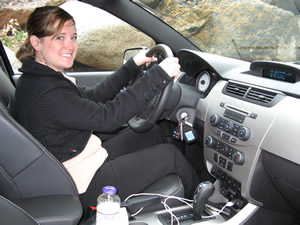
[32,20,78,72]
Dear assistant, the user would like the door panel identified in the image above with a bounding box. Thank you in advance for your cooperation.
[12,72,113,87]
[66,72,113,87]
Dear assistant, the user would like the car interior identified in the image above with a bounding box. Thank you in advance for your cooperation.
[1,0,300,225]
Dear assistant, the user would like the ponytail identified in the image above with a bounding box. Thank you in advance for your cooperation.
[16,38,35,62]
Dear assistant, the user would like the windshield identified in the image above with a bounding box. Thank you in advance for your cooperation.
[133,0,300,63]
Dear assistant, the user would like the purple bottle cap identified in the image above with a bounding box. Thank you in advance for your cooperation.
[102,186,117,195]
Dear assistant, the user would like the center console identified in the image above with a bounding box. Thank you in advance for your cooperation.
[202,80,282,208]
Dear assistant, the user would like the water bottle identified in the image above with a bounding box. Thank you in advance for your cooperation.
[96,186,121,225]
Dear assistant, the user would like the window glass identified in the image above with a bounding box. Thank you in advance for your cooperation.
[133,0,300,63]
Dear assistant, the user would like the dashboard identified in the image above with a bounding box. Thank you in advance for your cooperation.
[177,49,300,215]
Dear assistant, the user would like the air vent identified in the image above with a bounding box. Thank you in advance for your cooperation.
[224,81,279,106]
[225,82,248,97]
[246,87,276,103]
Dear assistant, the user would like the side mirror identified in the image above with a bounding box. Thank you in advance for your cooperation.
[123,46,149,64]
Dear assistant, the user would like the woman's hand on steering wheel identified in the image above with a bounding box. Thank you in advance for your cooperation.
[133,50,181,79]
[159,57,181,79]
[133,50,158,67]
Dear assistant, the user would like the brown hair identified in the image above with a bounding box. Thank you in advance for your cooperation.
[16,6,75,62]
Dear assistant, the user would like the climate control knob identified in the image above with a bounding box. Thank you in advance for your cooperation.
[210,115,220,127]
[232,151,245,165]
[224,121,234,132]
[205,136,216,148]
[238,127,251,141]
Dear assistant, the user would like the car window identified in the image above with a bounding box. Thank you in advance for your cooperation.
[133,0,300,63]
[0,1,155,74]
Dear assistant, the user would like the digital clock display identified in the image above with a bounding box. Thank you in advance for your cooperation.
[263,69,296,83]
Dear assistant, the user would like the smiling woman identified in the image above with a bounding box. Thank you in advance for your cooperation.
[14,5,199,220]
[16,6,78,71]
[29,20,78,72]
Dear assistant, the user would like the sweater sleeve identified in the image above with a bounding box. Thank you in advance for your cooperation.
[37,65,172,132]
[80,57,141,103]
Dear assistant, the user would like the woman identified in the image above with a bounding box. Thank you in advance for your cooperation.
[15,6,199,217]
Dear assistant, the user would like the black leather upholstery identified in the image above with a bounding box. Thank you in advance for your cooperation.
[0,65,17,116]
[0,68,83,225]
[143,173,184,196]
[16,195,83,225]
[0,195,38,225]
[0,103,79,199]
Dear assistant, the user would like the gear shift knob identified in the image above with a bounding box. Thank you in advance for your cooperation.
[193,181,214,221]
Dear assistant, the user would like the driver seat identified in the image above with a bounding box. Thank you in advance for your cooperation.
[0,62,184,223]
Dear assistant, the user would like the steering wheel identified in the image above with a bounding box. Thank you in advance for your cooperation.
[128,44,174,133]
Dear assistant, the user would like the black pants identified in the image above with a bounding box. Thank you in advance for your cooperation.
[79,127,199,217]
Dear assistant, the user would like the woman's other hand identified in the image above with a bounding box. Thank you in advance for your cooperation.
[159,57,180,78]
[133,50,158,67]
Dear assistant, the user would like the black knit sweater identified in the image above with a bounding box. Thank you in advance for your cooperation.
[15,57,171,162]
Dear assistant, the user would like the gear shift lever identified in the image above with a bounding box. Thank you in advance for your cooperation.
[193,181,214,221]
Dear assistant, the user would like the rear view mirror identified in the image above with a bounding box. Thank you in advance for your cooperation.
[123,46,149,64]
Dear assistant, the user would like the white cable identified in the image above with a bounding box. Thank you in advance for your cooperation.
[162,196,194,225]
[163,195,193,208]
[124,192,192,203]
[124,193,235,223]
[124,192,193,224]
[202,201,234,219]
[162,197,179,225]
[130,207,144,217]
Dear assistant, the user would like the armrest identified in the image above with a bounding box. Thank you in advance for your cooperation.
[16,195,82,225]
[0,195,38,225]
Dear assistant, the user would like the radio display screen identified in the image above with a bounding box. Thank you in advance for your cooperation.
[262,69,296,83]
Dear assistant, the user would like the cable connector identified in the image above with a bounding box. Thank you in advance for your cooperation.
[225,201,234,207]
[202,200,235,219]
